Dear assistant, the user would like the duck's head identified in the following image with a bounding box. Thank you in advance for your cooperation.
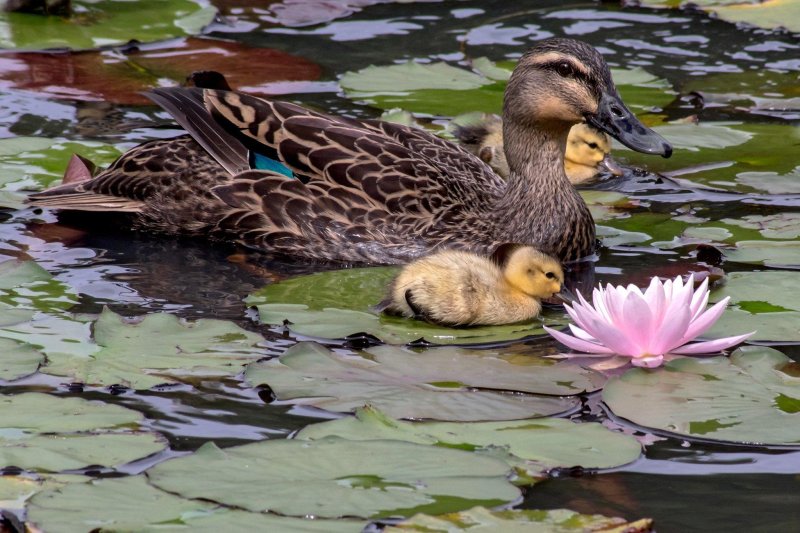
[504,38,672,158]
[564,123,624,183]
[494,244,564,299]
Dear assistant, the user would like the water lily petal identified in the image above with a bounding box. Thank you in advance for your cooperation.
[621,290,654,353]
[631,354,664,368]
[568,323,598,342]
[650,302,692,355]
[582,315,643,356]
[679,297,730,345]
[543,326,615,354]
[688,277,710,320]
[671,331,754,354]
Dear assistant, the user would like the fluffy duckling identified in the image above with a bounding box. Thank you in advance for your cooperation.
[377,244,563,327]
[454,114,623,185]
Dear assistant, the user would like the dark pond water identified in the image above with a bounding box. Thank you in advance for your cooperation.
[1,0,799,531]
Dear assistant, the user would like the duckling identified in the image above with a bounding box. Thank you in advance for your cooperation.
[377,244,563,327]
[454,115,624,185]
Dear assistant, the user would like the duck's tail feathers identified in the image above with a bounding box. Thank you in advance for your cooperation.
[27,183,145,212]
[145,87,249,176]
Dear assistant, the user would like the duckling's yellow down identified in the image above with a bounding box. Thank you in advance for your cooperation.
[379,246,563,326]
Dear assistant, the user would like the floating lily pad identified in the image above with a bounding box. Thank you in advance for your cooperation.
[680,69,799,118]
[40,308,265,389]
[0,474,88,514]
[737,166,800,195]
[0,393,165,471]
[27,474,366,533]
[296,406,641,477]
[0,0,216,51]
[722,213,800,240]
[0,259,78,313]
[0,137,120,191]
[246,267,565,345]
[147,438,520,519]
[724,240,800,267]
[384,506,653,532]
[604,346,800,445]
[341,60,672,117]
[245,342,601,421]
[709,0,800,33]
[708,271,800,341]
[0,338,43,381]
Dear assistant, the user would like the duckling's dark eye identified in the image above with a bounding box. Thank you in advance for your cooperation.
[527,268,533,274]
[545,271,556,279]
[555,62,573,78]
[587,142,599,149]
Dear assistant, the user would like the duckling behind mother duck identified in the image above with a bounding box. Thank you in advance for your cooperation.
[28,38,671,264]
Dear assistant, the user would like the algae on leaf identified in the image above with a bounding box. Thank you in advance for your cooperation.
[384,506,653,532]
[147,438,520,519]
[41,308,266,389]
[604,347,800,445]
[245,342,602,421]
[296,406,641,477]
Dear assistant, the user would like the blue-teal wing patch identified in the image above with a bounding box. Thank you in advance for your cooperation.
[250,151,294,178]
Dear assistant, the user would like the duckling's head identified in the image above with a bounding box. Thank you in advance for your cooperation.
[565,123,624,183]
[493,244,564,299]
[504,38,671,158]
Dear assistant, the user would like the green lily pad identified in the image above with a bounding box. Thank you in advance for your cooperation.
[0,137,121,191]
[384,506,653,532]
[0,474,89,514]
[722,214,800,240]
[724,240,800,267]
[246,267,565,345]
[40,308,265,389]
[709,0,800,33]
[604,346,800,445]
[0,338,43,381]
[737,166,800,195]
[680,69,799,116]
[0,260,78,313]
[0,312,96,361]
[296,406,641,477]
[708,271,800,341]
[340,60,672,117]
[0,393,166,471]
[0,1,216,51]
[26,475,366,533]
[147,438,520,519]
[244,342,601,421]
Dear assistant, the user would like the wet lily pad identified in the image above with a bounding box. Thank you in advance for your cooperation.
[708,0,800,33]
[41,308,266,389]
[244,342,602,421]
[708,271,800,341]
[147,438,520,519]
[604,346,800,445]
[384,506,653,532]
[0,338,43,381]
[296,406,641,477]
[0,474,89,514]
[341,60,672,117]
[0,0,216,51]
[0,137,120,190]
[724,240,800,268]
[0,259,77,313]
[26,475,366,533]
[0,393,166,471]
[246,267,565,345]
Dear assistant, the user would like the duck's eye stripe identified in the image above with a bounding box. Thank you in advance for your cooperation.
[536,61,591,85]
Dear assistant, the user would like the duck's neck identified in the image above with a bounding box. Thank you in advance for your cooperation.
[491,120,594,260]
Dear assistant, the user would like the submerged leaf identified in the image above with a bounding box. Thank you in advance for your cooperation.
[245,342,601,421]
[296,406,641,477]
[147,438,520,519]
[604,346,800,445]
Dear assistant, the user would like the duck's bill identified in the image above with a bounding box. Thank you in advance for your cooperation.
[587,93,672,158]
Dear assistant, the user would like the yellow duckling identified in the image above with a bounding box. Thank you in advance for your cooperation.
[455,114,623,185]
[377,244,563,327]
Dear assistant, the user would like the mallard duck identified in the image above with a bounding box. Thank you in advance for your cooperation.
[28,38,671,264]
[454,115,623,185]
[377,244,563,326]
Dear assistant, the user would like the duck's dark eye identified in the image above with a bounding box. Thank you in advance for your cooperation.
[587,142,599,149]
[545,271,556,279]
[555,62,573,78]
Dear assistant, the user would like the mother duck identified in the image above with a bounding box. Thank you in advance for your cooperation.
[28,38,671,264]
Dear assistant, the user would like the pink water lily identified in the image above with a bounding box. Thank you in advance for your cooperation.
[544,274,754,368]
